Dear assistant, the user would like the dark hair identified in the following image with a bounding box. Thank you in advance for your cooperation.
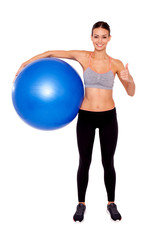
[91,21,111,36]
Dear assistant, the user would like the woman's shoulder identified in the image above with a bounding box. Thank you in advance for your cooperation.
[77,50,92,58]
[72,50,91,57]
[75,50,92,66]
[110,56,125,72]
[110,56,123,65]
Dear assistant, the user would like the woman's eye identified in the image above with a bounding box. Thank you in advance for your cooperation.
[94,36,107,39]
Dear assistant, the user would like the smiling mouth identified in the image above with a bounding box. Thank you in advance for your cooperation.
[96,44,103,47]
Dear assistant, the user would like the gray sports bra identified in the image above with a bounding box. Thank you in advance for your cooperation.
[83,52,115,90]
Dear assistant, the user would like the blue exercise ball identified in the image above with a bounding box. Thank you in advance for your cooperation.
[12,58,84,130]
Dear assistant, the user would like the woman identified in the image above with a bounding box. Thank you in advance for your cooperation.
[14,21,135,222]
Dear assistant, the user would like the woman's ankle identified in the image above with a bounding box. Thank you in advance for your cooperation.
[79,202,85,206]
[108,201,114,205]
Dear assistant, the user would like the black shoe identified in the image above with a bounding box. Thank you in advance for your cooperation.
[107,203,122,221]
[73,203,86,222]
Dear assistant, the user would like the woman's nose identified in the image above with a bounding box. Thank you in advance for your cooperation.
[98,38,102,43]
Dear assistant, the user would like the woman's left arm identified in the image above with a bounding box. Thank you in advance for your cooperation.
[116,60,136,96]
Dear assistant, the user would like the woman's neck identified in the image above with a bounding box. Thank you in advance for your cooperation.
[92,50,108,60]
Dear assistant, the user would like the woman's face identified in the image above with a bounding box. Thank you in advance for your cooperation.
[91,27,111,51]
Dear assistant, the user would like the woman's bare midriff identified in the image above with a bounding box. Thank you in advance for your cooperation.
[80,87,115,112]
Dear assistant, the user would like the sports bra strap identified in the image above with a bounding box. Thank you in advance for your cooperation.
[109,56,112,70]
[88,52,92,66]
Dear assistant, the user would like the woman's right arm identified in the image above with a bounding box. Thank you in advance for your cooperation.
[13,50,85,82]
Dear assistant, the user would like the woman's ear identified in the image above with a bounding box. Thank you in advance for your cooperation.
[108,35,112,42]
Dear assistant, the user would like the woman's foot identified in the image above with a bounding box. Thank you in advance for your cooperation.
[107,203,122,221]
[73,203,86,222]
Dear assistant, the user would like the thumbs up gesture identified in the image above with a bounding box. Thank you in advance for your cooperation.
[119,63,133,82]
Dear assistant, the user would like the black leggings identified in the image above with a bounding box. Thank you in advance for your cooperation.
[76,107,118,202]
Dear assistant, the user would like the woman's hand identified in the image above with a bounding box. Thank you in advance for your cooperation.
[119,63,133,83]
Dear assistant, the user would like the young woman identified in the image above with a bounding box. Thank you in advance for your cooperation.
[14,21,135,222]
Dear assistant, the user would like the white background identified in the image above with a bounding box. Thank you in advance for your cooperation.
[0,0,160,239]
